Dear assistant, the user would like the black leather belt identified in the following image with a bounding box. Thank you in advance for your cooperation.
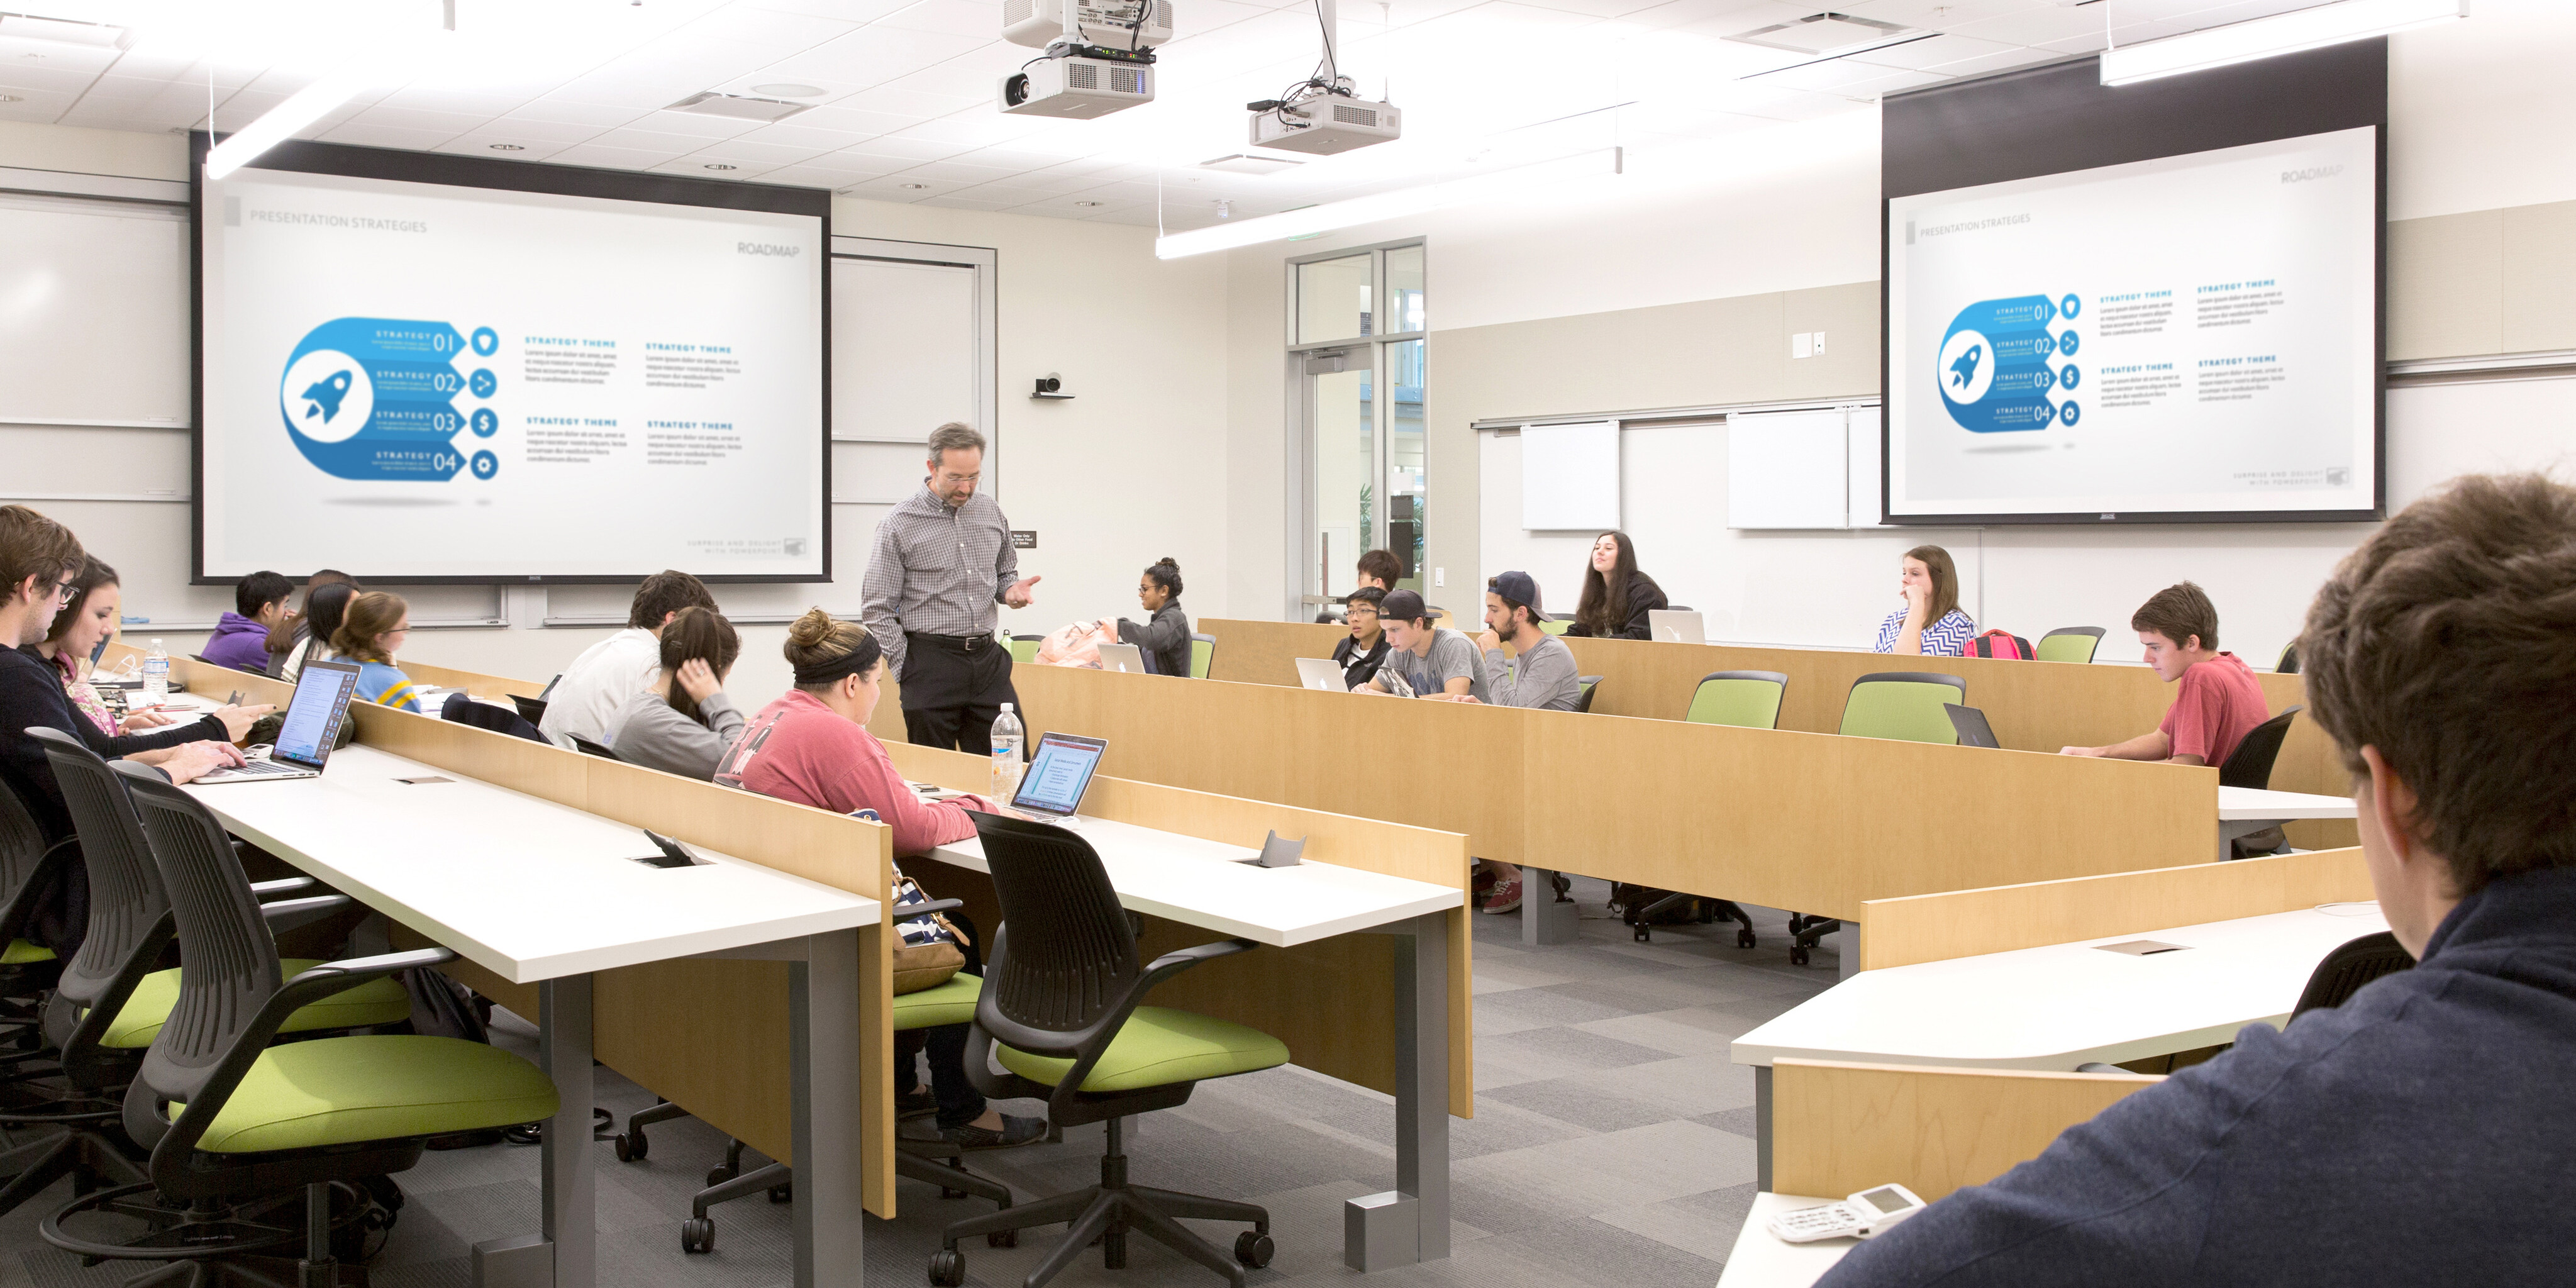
[906,631,988,653]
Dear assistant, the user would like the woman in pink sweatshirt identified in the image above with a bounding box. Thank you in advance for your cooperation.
[716,608,1044,1149]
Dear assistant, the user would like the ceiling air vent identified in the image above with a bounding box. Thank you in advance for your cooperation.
[1726,11,1914,57]
[1199,153,1306,175]
[664,91,814,123]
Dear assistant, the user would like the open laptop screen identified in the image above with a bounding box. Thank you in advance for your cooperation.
[1011,732,1108,818]
[273,661,362,769]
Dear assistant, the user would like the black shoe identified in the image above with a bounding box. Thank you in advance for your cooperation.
[940,1114,1047,1150]
[896,1088,938,1120]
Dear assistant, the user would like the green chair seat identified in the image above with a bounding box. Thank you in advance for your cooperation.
[1538,619,1570,636]
[892,973,982,1030]
[1686,672,1787,730]
[104,959,413,1050]
[1188,636,1214,679]
[3,938,55,965]
[176,1034,558,1153]
[1840,676,1966,745]
[997,1006,1287,1093]
[1008,638,1041,665]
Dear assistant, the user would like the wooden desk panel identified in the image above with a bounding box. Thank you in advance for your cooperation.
[1772,1059,2161,1202]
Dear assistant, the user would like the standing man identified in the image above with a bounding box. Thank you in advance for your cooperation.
[860,423,1041,753]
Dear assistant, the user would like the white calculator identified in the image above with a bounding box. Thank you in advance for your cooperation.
[1767,1184,1928,1243]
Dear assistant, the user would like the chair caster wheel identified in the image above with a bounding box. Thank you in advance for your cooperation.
[1631,924,1650,943]
[989,1229,1018,1248]
[1737,929,1758,950]
[1235,1231,1274,1269]
[681,1218,714,1254]
[1790,947,1811,967]
[941,1187,967,1200]
[768,1183,792,1204]
[705,1166,735,1187]
[614,1132,645,1162]
[928,1248,966,1286]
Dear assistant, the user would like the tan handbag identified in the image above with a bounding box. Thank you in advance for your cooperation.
[891,940,966,995]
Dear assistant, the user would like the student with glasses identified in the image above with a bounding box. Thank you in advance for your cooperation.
[1333,586,1393,688]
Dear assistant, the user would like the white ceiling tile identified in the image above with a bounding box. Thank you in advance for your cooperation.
[317,123,461,148]
[635,108,773,138]
[742,0,923,21]
[677,4,867,47]
[757,162,887,187]
[545,142,675,170]
[914,194,1019,209]
[435,135,579,162]
[753,26,991,89]
[516,97,653,127]
[828,84,981,117]
[1171,0,1272,38]
[725,121,883,150]
[838,174,955,197]
[785,148,914,174]
[682,137,831,164]
[879,0,1009,40]
[0,87,77,120]
[774,104,928,135]
[650,157,788,178]
[0,63,102,96]
[831,135,980,162]
[368,89,530,118]
[1845,32,2019,71]
[1840,0,2055,30]
[470,116,611,145]
[892,158,1024,181]
[588,125,742,153]
[346,106,489,133]
[1945,4,2108,47]
[0,35,121,76]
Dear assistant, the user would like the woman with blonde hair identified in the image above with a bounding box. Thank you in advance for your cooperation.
[333,591,425,712]
[1873,545,1976,657]
[715,609,1045,1150]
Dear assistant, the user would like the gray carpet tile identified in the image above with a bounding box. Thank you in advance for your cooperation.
[0,877,1838,1288]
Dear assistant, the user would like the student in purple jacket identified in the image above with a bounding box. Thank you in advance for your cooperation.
[201,570,293,672]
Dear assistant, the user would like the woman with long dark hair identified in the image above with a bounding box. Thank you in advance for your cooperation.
[604,606,743,779]
[1565,531,1668,640]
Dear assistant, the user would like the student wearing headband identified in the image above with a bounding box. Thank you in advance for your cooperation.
[715,608,1046,1150]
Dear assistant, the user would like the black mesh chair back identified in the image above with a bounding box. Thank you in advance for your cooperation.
[2291,931,2414,1020]
[572,736,621,761]
[2219,705,2302,790]
[2276,642,2301,675]
[509,694,550,728]
[29,730,174,1048]
[967,812,1140,1057]
[109,763,288,1157]
[1573,676,1602,714]
[441,692,547,743]
[0,772,66,953]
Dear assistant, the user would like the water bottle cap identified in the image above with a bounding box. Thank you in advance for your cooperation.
[1000,702,1013,712]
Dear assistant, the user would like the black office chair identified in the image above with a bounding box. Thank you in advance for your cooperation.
[0,776,74,1017]
[1572,675,1602,714]
[509,694,550,728]
[2220,706,2304,858]
[931,813,1289,1288]
[2275,641,2301,675]
[441,692,547,743]
[43,764,558,1288]
[571,735,621,762]
[2290,931,2414,1021]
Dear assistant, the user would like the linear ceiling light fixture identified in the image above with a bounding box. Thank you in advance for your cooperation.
[1154,147,1622,259]
[2099,0,2465,86]
[204,2,455,179]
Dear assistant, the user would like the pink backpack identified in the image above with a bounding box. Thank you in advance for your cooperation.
[1033,619,1121,667]
[1968,630,2035,660]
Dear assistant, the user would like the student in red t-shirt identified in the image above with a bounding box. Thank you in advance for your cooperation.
[2061,581,2272,767]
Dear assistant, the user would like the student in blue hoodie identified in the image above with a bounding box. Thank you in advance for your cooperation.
[201,570,292,672]
[1820,472,2576,1288]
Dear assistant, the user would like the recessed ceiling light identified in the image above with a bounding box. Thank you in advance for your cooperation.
[488,143,525,151]
[1073,200,1104,207]
[750,83,825,98]
[0,94,20,103]
[899,182,930,189]
[704,163,738,171]
[664,91,811,122]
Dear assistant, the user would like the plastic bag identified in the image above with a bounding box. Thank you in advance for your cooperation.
[1034,618,1121,667]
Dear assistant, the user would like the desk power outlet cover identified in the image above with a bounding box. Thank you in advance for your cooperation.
[2097,940,2190,956]
[1240,830,1306,868]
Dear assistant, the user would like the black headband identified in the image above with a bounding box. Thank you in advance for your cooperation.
[792,636,880,686]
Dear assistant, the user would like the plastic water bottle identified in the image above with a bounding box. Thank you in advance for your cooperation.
[142,639,169,703]
[990,703,1025,798]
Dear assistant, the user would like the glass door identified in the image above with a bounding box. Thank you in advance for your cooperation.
[1292,242,1425,617]
[1306,349,1374,612]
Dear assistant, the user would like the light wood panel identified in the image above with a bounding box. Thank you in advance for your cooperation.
[1005,665,2216,921]
[886,741,1476,1118]
[394,657,550,701]
[1194,619,2357,849]
[1859,847,2372,971]
[1772,1058,2161,1202]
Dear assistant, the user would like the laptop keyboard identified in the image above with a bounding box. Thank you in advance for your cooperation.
[211,758,307,778]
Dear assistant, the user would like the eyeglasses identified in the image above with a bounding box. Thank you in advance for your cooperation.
[52,578,77,602]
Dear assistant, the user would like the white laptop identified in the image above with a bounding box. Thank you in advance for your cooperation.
[1096,642,1149,674]
[1294,657,1347,691]
[1648,609,1705,645]
[1009,731,1109,823]
[192,660,361,783]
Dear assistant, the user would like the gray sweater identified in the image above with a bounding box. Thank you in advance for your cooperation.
[1483,634,1581,711]
[604,689,746,781]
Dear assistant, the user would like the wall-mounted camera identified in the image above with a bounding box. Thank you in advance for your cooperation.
[1032,373,1074,400]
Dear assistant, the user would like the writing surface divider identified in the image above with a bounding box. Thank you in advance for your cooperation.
[1772,1058,2161,1202]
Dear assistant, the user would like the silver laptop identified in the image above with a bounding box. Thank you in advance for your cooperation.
[1009,731,1108,822]
[1096,642,1148,674]
[192,660,361,782]
[1648,609,1705,645]
[1295,657,1346,691]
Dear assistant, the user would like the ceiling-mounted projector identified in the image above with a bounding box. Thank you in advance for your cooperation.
[1002,0,1175,48]
[1000,49,1155,118]
[1250,92,1399,155]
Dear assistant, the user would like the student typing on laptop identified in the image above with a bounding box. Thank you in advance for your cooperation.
[2058,582,2268,767]
[1358,590,1488,701]
[714,608,1046,1150]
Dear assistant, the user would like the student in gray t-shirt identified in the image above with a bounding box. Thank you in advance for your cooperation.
[1361,589,1489,701]
[1462,570,1585,913]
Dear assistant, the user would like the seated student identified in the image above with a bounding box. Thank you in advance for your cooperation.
[1565,531,1669,639]
[715,609,1045,1149]
[1359,589,1487,701]
[1821,472,2576,1287]
[604,607,745,780]
[0,508,248,952]
[1114,557,1191,677]
[2060,582,2268,767]
[201,570,292,673]
[29,555,260,755]
[264,569,350,676]
[279,579,357,684]
[1319,549,1406,623]
[1333,587,1392,689]
[541,570,718,747]
[1873,545,1975,657]
[1458,572,1583,914]
[335,591,425,713]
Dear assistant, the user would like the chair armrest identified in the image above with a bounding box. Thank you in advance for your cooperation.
[1037,936,1260,1118]
[286,947,456,988]
[248,876,319,897]
[898,898,964,918]
[257,894,352,934]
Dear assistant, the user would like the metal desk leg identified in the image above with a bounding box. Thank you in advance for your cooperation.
[541,974,594,1288]
[1519,867,1579,946]
[794,928,865,1288]
[1755,1065,1773,1192]
[1346,911,1450,1270]
[1839,921,1862,982]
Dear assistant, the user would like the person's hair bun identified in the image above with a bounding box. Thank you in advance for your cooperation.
[786,607,838,649]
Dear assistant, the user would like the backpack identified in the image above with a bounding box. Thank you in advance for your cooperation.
[1967,630,2033,660]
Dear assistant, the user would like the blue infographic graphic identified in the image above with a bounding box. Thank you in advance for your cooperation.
[277,318,492,481]
[1936,295,2082,433]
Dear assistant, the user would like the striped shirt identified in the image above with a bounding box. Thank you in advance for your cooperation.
[859,484,1019,679]
[1874,607,1976,657]
[355,660,426,713]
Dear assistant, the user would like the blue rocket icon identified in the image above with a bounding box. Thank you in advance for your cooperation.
[1948,345,1982,391]
[302,370,353,423]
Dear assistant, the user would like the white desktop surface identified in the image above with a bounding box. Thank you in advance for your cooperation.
[2218,786,2357,821]
[1716,1194,1857,1287]
[928,815,1460,948]
[1732,903,2390,1072]
[185,745,880,984]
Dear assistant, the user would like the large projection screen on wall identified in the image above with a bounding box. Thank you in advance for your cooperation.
[195,139,830,582]
[1880,42,2386,526]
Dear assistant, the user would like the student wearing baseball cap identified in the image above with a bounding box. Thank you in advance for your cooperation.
[1458,570,1584,913]
[1358,588,1487,701]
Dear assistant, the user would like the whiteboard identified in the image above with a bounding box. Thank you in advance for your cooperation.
[1727,409,1848,529]
[1520,419,1620,530]
[0,193,189,426]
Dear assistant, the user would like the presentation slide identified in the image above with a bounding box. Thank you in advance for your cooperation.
[199,162,825,579]
[1886,126,2378,521]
